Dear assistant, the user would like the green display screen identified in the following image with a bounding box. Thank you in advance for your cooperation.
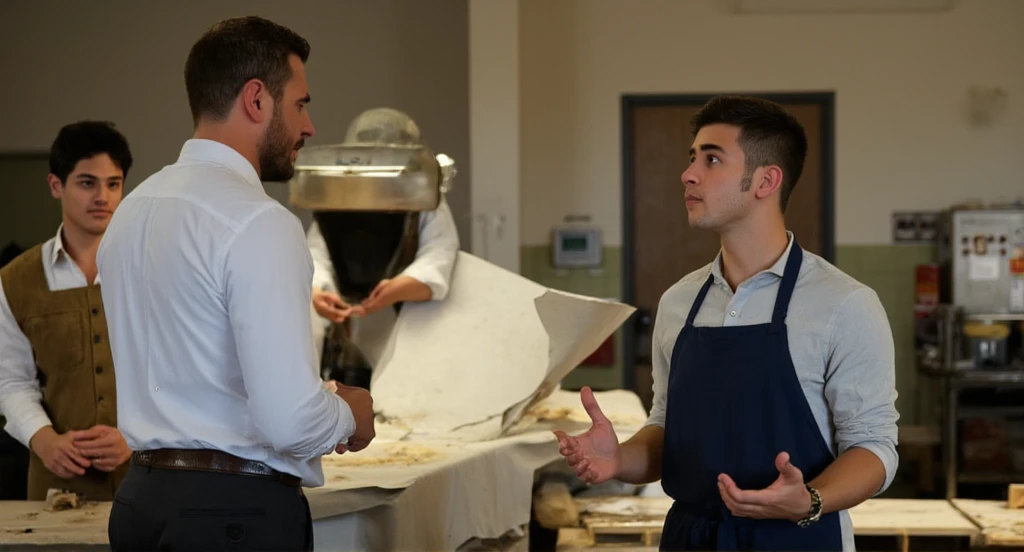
[561,236,588,251]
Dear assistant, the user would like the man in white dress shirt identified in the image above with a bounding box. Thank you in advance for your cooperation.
[0,121,133,501]
[97,16,374,551]
[307,107,460,389]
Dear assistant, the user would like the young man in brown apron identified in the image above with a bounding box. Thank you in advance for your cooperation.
[0,121,134,501]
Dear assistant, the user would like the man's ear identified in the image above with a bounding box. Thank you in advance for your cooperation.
[753,165,784,201]
[47,174,64,199]
[240,79,271,123]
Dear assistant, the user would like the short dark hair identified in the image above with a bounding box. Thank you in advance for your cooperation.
[184,16,310,124]
[49,121,133,184]
[690,96,807,212]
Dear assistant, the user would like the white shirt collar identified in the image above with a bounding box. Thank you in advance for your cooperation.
[50,224,67,266]
[711,230,795,285]
[177,138,263,190]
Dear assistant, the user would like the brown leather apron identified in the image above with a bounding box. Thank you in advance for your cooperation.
[1,244,127,500]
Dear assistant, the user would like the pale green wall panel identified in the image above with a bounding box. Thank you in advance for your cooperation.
[520,244,937,424]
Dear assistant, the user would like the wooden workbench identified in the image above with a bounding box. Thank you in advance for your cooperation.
[557,497,983,550]
[952,498,1024,548]
[849,498,979,551]
[0,500,110,550]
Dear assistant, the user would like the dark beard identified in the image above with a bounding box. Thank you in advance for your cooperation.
[258,110,302,182]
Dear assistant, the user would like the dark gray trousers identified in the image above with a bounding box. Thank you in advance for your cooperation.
[108,463,313,551]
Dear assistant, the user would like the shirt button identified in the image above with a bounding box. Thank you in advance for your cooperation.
[95,366,103,374]
[93,335,101,344]
[91,308,99,316]
[730,310,737,317]
[97,396,104,404]
[155,386,160,392]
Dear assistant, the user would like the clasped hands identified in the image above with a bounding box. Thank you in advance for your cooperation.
[313,276,418,324]
[553,387,811,522]
[322,380,375,455]
[31,424,132,479]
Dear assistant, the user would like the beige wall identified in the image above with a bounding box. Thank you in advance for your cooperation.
[0,0,470,242]
[469,0,521,271]
[519,0,1024,246]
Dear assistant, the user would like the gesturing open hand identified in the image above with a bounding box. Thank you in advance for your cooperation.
[552,387,620,485]
[717,451,812,522]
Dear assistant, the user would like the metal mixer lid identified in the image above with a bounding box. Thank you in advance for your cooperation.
[288,143,441,212]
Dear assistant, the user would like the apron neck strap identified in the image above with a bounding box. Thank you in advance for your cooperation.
[769,239,803,334]
[685,273,716,328]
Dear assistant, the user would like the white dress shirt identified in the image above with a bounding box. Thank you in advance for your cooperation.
[0,226,96,447]
[96,139,355,487]
[306,196,460,365]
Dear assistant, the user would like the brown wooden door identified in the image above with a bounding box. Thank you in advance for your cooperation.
[624,95,834,410]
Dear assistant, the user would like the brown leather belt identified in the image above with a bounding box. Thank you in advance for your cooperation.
[131,449,301,488]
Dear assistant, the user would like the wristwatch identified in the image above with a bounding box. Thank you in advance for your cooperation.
[796,485,823,528]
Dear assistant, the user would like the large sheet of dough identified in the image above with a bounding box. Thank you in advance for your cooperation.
[369,251,636,441]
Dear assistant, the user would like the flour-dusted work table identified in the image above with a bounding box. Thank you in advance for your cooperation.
[0,429,564,551]
[0,390,649,551]
[0,500,109,550]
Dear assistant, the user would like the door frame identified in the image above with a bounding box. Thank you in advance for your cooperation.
[620,91,836,391]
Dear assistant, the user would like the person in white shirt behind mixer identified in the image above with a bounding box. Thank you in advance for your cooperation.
[302,107,460,390]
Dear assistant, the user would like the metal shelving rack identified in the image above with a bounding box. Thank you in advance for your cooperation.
[917,305,1024,499]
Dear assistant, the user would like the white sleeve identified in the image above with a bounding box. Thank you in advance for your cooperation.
[306,220,337,294]
[224,206,355,457]
[0,278,53,448]
[399,197,460,301]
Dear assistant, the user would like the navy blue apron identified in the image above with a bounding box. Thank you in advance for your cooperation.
[659,241,842,551]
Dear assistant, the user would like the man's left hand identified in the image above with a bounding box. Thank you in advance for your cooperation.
[71,425,132,472]
[718,451,811,522]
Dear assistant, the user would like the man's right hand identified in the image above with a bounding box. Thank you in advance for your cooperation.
[28,426,91,479]
[333,384,375,453]
[553,386,621,485]
[313,290,357,324]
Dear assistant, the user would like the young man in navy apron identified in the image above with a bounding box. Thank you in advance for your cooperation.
[555,96,899,551]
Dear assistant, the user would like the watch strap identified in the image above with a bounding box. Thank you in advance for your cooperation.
[796,484,823,528]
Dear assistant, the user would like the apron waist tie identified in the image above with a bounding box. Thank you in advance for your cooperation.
[666,500,743,549]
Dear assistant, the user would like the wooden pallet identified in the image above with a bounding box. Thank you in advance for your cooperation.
[951,498,1024,548]
[555,496,667,549]
[556,525,660,550]
[557,496,982,550]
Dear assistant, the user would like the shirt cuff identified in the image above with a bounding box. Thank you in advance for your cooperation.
[643,412,666,429]
[398,265,447,301]
[6,411,53,449]
[845,440,899,495]
[323,391,356,453]
[313,276,337,294]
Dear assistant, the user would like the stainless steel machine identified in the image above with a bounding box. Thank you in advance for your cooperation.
[288,107,456,389]
[920,204,1024,499]
[937,208,1024,315]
